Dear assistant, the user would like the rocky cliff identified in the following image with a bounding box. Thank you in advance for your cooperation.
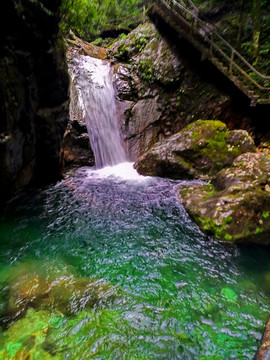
[0,0,69,202]
[65,23,269,166]
[110,23,269,161]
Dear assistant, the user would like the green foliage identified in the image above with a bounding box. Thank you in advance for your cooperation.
[138,60,156,83]
[60,0,143,41]
[135,36,148,51]
[192,0,270,75]
[115,43,131,61]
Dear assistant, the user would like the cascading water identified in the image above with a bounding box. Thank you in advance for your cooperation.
[70,55,127,168]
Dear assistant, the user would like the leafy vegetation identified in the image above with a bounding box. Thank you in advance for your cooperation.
[192,0,270,73]
[60,0,143,41]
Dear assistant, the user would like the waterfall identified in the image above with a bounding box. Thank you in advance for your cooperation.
[70,56,127,168]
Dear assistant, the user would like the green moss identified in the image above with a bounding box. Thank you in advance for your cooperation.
[180,187,191,198]
[194,215,227,239]
[179,120,252,175]
[114,43,130,61]
[200,184,217,200]
[224,216,233,224]
[255,227,263,234]
[186,120,227,137]
[224,233,233,241]
[135,36,148,51]
[138,60,156,84]
[262,211,269,219]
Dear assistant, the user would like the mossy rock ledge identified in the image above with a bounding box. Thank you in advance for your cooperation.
[180,152,270,244]
[134,120,255,180]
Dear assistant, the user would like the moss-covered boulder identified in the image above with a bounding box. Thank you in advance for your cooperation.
[134,120,255,180]
[180,153,270,244]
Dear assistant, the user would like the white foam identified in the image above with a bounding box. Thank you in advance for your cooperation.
[87,162,149,182]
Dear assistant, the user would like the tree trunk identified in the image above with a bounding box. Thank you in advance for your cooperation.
[252,0,261,62]
[236,0,244,48]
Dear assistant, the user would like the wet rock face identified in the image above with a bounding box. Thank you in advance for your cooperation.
[111,23,184,159]
[0,0,69,202]
[110,23,254,161]
[180,153,270,244]
[134,120,255,180]
[61,79,94,166]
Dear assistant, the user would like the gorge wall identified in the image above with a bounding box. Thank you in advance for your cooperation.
[110,23,270,161]
[0,0,69,203]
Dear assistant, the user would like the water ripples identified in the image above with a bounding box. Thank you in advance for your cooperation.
[0,165,270,358]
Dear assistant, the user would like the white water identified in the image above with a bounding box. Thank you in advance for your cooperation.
[86,162,149,182]
[71,56,127,168]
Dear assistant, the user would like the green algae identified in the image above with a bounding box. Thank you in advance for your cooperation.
[0,309,62,360]
[220,287,238,302]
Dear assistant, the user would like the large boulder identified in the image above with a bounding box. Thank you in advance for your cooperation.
[180,153,270,244]
[134,120,255,180]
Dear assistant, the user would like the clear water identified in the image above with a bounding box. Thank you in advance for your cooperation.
[69,56,127,168]
[0,163,270,359]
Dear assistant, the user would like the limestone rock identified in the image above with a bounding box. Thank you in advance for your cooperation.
[135,120,255,180]
[180,152,270,244]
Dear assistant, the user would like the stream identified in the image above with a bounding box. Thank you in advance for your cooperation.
[0,163,270,358]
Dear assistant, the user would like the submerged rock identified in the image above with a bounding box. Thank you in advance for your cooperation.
[0,260,118,325]
[180,152,270,244]
[134,120,255,180]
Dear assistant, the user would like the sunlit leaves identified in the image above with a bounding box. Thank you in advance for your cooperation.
[60,0,143,40]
